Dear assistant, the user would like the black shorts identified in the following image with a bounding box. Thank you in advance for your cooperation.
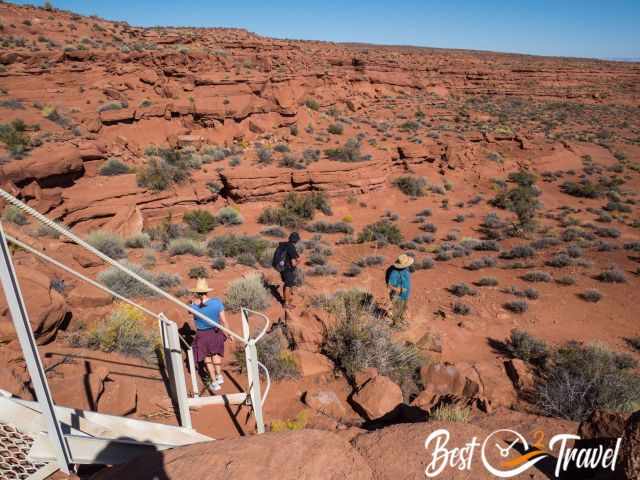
[280,269,297,287]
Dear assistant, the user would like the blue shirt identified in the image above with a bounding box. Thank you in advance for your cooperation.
[191,298,224,330]
[388,268,411,300]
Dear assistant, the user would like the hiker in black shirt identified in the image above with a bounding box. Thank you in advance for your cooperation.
[272,232,301,309]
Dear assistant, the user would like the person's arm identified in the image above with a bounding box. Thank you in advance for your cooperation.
[290,244,300,267]
[219,309,233,342]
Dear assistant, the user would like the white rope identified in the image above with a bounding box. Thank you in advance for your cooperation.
[0,188,246,343]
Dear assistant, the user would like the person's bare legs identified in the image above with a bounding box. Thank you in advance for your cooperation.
[204,357,216,383]
[283,286,295,308]
[212,354,222,378]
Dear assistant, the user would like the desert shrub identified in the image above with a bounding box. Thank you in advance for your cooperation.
[256,146,273,164]
[188,266,209,279]
[566,245,583,258]
[536,342,640,421]
[429,404,471,423]
[153,272,181,289]
[357,219,403,245]
[624,242,640,252]
[274,143,290,153]
[452,302,470,315]
[393,175,427,197]
[216,206,243,225]
[211,257,226,270]
[521,271,552,282]
[475,240,500,251]
[225,274,270,312]
[499,245,535,260]
[305,98,320,110]
[490,169,541,233]
[507,329,549,366]
[321,290,422,387]
[579,289,602,303]
[307,264,338,276]
[237,252,257,266]
[448,283,477,297]
[2,205,28,225]
[328,123,344,135]
[168,238,205,257]
[207,234,270,260]
[97,262,157,297]
[561,180,602,199]
[466,256,497,271]
[344,264,362,277]
[137,147,199,191]
[258,192,331,228]
[413,234,433,244]
[325,138,368,162]
[261,227,286,238]
[626,337,640,352]
[305,221,352,234]
[504,286,539,300]
[475,277,498,287]
[420,223,437,233]
[504,300,528,314]
[183,209,218,234]
[411,258,435,271]
[595,267,626,283]
[0,119,31,158]
[125,233,150,249]
[87,230,126,259]
[236,330,299,381]
[83,303,157,361]
[546,253,572,268]
[99,158,131,176]
[354,256,385,268]
[416,208,432,218]
[556,275,576,286]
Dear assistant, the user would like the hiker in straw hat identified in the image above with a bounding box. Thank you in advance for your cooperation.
[385,253,414,327]
[189,278,232,393]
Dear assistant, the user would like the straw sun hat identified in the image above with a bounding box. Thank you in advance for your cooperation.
[394,254,414,269]
[190,278,213,294]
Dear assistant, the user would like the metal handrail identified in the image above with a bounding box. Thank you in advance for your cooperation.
[240,307,270,342]
[257,361,271,406]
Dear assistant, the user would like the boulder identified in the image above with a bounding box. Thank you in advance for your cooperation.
[94,429,373,480]
[578,410,628,440]
[0,266,68,344]
[293,351,334,377]
[102,205,144,239]
[98,376,138,416]
[504,358,534,391]
[304,388,347,421]
[352,375,403,421]
[139,69,159,85]
[68,283,113,308]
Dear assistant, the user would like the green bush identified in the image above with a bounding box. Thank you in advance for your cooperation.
[82,303,158,362]
[225,274,271,312]
[137,147,199,191]
[430,404,471,423]
[328,123,344,135]
[183,209,218,234]
[491,170,541,233]
[2,205,28,225]
[0,119,31,158]
[87,230,126,259]
[235,330,299,381]
[258,192,331,228]
[188,266,209,279]
[305,98,320,110]
[168,238,205,257]
[536,342,640,421]
[97,261,157,297]
[507,329,549,366]
[99,158,131,176]
[125,233,150,249]
[357,219,403,245]
[322,289,422,389]
[216,206,243,225]
[393,175,427,197]
[206,234,270,260]
[325,138,367,162]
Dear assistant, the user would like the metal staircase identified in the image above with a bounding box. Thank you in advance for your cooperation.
[0,188,271,477]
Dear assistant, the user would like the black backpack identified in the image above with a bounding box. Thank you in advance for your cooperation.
[272,243,288,272]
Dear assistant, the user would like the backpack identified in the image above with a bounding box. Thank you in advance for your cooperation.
[272,243,288,272]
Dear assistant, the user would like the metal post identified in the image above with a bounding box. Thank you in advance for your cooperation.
[159,314,192,429]
[0,222,71,473]
[245,339,265,434]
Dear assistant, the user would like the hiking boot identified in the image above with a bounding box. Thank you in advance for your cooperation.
[207,381,221,393]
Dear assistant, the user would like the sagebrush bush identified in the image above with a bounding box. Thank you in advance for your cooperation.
[183,209,218,234]
[357,219,403,245]
[595,267,626,283]
[87,230,126,259]
[507,329,549,366]
[354,255,385,268]
[125,233,150,249]
[324,138,368,162]
[188,266,209,279]
[235,330,299,381]
[556,275,576,286]
[448,283,477,297]
[521,271,552,283]
[546,253,572,268]
[97,261,159,297]
[504,300,528,314]
[475,277,498,287]
[207,234,270,260]
[81,303,158,362]
[305,221,353,234]
[499,245,535,260]
[579,289,602,303]
[168,238,205,257]
[99,158,131,176]
[225,274,270,312]
[536,342,640,421]
[258,192,331,228]
[2,205,28,225]
[216,206,243,225]
[452,302,471,315]
[430,404,471,423]
[321,289,422,388]
[393,175,427,197]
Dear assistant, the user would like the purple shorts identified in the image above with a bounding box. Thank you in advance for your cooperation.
[193,328,226,363]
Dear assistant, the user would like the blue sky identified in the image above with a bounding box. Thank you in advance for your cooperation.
[9,0,640,59]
